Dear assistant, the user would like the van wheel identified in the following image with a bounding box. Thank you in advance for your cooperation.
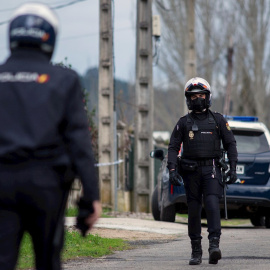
[160,203,175,222]
[250,216,265,226]
[151,186,160,221]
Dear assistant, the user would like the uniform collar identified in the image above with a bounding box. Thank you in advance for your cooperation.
[6,49,50,63]
[190,109,209,120]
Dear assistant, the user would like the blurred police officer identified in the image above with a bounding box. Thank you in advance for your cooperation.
[0,3,101,270]
[167,77,238,265]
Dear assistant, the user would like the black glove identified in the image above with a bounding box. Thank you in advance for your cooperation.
[76,198,94,237]
[226,161,238,184]
[169,170,182,186]
[226,170,237,184]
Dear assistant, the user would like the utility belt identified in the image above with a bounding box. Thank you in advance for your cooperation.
[196,159,215,166]
[177,157,217,172]
[0,151,75,188]
[0,147,65,164]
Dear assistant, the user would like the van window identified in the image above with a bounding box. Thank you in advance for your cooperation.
[232,130,269,154]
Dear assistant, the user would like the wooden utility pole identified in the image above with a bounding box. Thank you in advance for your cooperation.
[133,0,154,212]
[223,39,234,116]
[98,0,116,209]
[184,0,196,114]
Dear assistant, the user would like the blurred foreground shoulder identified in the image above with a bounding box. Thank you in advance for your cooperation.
[52,64,79,78]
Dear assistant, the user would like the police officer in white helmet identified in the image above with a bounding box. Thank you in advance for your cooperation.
[167,77,238,265]
[0,3,101,269]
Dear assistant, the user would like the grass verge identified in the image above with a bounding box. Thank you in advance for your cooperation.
[65,207,78,217]
[176,214,251,226]
[17,231,129,269]
[66,207,112,218]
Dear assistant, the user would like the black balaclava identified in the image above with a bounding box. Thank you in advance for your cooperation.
[191,97,206,112]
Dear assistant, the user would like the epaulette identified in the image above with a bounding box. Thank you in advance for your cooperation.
[180,113,188,120]
[211,110,223,117]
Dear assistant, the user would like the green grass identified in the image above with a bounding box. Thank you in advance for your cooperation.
[101,208,115,218]
[65,207,112,218]
[17,233,35,269]
[220,218,250,226]
[65,207,78,217]
[17,231,129,269]
[176,214,188,218]
[176,213,250,226]
[62,231,128,259]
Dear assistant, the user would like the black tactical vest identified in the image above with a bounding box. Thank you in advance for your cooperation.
[182,112,221,159]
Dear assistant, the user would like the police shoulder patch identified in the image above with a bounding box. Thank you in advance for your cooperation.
[226,122,231,130]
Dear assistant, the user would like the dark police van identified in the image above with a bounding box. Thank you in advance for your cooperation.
[151,116,270,228]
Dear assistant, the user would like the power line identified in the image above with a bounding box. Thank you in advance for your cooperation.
[0,27,134,52]
[0,8,15,13]
[155,0,182,11]
[52,0,87,9]
[0,1,68,12]
[0,20,8,26]
[0,0,88,26]
[60,27,133,41]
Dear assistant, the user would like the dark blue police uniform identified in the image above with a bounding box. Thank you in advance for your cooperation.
[168,109,238,265]
[0,49,99,270]
[169,77,238,265]
[168,110,237,240]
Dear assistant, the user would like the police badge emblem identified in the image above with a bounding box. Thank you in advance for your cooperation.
[189,131,194,139]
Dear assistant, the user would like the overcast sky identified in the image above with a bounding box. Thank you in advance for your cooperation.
[0,0,137,81]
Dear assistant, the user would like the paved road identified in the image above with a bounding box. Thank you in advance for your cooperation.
[64,218,270,269]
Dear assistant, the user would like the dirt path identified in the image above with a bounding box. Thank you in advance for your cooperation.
[88,227,178,240]
[66,211,189,241]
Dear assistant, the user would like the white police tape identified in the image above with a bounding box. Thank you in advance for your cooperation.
[94,159,124,167]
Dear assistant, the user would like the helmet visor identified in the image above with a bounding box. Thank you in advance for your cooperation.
[185,81,210,96]
[185,88,209,97]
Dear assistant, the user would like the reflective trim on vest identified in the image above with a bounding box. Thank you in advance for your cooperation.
[182,113,221,159]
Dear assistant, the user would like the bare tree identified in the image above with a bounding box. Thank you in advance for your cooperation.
[154,0,188,119]
[153,0,270,127]
[155,0,188,89]
[232,0,270,124]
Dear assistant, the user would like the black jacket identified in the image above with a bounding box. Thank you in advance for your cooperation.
[0,49,99,202]
[167,109,238,170]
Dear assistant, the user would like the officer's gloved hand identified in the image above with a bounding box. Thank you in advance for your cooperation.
[169,169,182,186]
[76,198,94,237]
[226,170,237,184]
[226,161,238,184]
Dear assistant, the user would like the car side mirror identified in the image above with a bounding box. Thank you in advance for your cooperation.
[150,149,165,161]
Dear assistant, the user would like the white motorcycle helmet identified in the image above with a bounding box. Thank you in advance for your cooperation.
[184,77,212,110]
[9,3,59,59]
